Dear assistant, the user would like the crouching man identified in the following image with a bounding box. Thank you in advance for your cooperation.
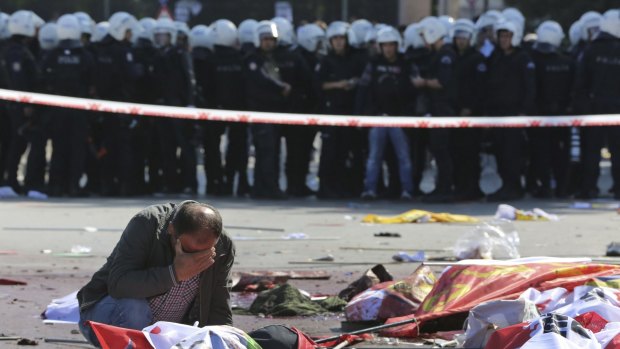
[77,201,235,347]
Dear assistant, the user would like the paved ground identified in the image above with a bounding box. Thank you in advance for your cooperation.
[1,192,620,348]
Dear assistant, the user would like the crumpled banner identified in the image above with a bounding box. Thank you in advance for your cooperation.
[494,204,559,221]
[362,209,479,224]
[90,321,261,349]
[381,262,620,338]
[345,266,436,322]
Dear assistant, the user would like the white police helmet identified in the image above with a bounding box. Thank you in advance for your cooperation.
[420,16,447,45]
[211,19,237,47]
[376,26,401,46]
[297,23,326,53]
[255,20,278,47]
[349,19,372,48]
[0,12,10,39]
[326,21,349,40]
[476,10,504,31]
[569,20,583,47]
[580,11,603,41]
[601,9,620,39]
[136,17,156,42]
[57,14,81,41]
[108,12,137,41]
[189,24,213,50]
[502,8,525,30]
[403,22,425,50]
[495,19,521,47]
[238,19,258,46]
[8,10,37,37]
[153,17,177,47]
[271,17,295,46]
[536,20,565,48]
[38,23,58,50]
[74,12,95,36]
[91,22,109,43]
[452,18,475,45]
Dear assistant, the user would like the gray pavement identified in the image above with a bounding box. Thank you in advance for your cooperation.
[1,194,620,347]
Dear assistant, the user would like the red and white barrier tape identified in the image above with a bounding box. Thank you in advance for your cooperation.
[1,88,620,128]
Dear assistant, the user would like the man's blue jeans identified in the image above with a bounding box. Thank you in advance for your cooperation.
[79,296,153,347]
[364,127,414,194]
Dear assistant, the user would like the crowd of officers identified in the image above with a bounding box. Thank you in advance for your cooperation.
[0,8,619,202]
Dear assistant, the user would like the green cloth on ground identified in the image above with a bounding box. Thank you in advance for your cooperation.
[249,284,346,316]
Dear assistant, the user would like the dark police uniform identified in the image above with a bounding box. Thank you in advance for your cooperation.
[1,35,45,194]
[152,43,197,194]
[316,49,366,198]
[276,45,315,197]
[198,45,248,197]
[529,44,574,198]
[452,46,487,201]
[41,39,95,196]
[132,37,159,195]
[404,46,433,196]
[573,32,620,199]
[93,34,138,196]
[244,47,288,199]
[485,46,536,201]
[425,43,458,202]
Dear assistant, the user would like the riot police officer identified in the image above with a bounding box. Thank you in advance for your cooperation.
[574,10,620,199]
[152,17,198,195]
[244,20,289,199]
[452,19,486,201]
[484,20,536,201]
[1,10,45,198]
[41,14,95,197]
[198,20,250,197]
[93,12,139,196]
[316,21,366,199]
[529,21,574,198]
[419,17,458,203]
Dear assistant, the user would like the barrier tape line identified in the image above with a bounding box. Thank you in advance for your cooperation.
[1,88,620,128]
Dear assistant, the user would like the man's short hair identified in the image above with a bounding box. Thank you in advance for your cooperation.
[172,202,223,238]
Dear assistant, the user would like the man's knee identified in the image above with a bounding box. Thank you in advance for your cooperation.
[114,298,152,329]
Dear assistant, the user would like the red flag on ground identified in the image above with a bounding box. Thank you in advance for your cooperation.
[89,321,152,349]
[483,322,531,349]
[382,263,620,338]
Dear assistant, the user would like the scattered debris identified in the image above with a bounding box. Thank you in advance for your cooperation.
[16,338,38,346]
[42,291,79,324]
[453,220,520,260]
[233,235,340,241]
[249,284,345,316]
[0,336,21,341]
[362,209,479,224]
[345,266,436,322]
[70,245,92,254]
[311,255,335,262]
[494,204,559,221]
[0,278,27,286]
[340,246,450,252]
[374,232,401,238]
[338,264,394,302]
[607,242,620,257]
[571,202,620,210]
[392,251,426,263]
[40,249,52,254]
[0,250,17,255]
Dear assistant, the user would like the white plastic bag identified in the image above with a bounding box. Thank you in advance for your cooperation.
[453,220,520,260]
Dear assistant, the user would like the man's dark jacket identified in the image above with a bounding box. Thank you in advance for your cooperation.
[77,201,235,326]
